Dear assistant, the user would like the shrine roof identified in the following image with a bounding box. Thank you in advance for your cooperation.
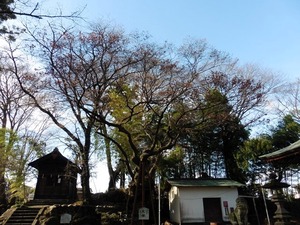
[167,178,244,188]
[259,139,300,164]
[29,147,76,170]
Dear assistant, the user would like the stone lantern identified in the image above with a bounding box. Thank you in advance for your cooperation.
[262,173,292,225]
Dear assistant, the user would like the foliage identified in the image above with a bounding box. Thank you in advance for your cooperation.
[238,114,300,192]
[160,71,268,182]
[271,114,300,149]
[237,136,273,185]
[6,132,46,204]
[158,147,185,179]
[0,0,16,23]
[169,88,250,182]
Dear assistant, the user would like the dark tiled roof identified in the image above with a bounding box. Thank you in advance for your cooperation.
[29,147,75,169]
[167,179,244,187]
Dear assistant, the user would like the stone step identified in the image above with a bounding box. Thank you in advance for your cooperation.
[5,223,33,225]
[4,207,40,225]
[26,199,73,206]
[6,215,37,219]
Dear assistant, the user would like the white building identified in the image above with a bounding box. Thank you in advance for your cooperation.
[168,179,244,224]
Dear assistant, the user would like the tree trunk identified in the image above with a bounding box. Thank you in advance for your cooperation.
[120,170,126,188]
[102,124,118,191]
[108,169,120,191]
[130,160,157,225]
[130,162,142,225]
[81,154,91,204]
[0,128,7,213]
[223,137,245,183]
[0,172,7,214]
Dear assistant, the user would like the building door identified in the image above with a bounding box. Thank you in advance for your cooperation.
[203,198,223,222]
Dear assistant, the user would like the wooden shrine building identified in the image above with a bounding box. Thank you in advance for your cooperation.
[29,148,79,202]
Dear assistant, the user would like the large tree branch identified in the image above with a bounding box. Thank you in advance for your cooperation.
[0,5,84,20]
[6,42,84,151]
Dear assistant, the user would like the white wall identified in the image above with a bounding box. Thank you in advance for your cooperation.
[169,186,239,224]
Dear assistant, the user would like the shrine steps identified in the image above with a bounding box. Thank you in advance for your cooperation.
[1,200,76,225]
[26,199,74,206]
[3,207,40,225]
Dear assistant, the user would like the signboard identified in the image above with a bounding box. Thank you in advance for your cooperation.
[60,213,72,224]
[139,207,149,220]
[223,201,229,216]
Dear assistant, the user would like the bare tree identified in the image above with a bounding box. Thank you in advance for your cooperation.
[274,78,300,123]
[9,23,158,203]
[0,49,45,212]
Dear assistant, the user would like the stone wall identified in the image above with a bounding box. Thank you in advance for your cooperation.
[36,205,101,225]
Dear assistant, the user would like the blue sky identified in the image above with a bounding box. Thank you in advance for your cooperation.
[44,0,300,81]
